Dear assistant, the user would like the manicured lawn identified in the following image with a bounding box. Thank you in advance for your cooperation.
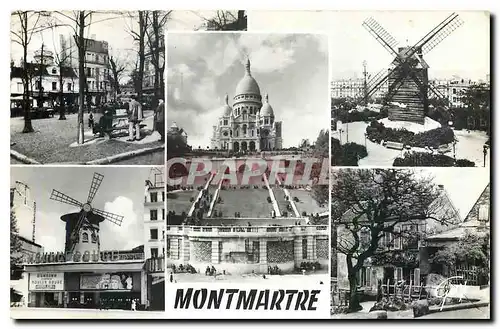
[167,190,199,215]
[289,189,327,216]
[212,187,273,218]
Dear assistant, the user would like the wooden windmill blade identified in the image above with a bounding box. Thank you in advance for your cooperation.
[408,13,463,59]
[92,208,124,226]
[362,17,399,57]
[68,211,88,254]
[50,189,83,208]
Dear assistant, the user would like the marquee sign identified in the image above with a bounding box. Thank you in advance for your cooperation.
[25,250,144,264]
[29,272,64,291]
[80,272,133,290]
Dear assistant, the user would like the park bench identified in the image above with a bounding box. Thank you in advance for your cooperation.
[93,108,146,138]
[437,143,452,154]
[384,141,404,150]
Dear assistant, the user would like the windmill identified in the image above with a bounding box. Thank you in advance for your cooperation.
[50,172,124,256]
[360,13,464,124]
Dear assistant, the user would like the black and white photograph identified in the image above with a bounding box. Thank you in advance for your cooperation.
[166,32,330,286]
[329,12,490,167]
[331,168,490,319]
[10,167,166,319]
[10,11,166,165]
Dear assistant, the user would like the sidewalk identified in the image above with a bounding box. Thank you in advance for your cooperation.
[10,112,164,164]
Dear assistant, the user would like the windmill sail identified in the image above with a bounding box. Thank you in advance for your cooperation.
[50,189,83,208]
[362,17,399,57]
[87,172,104,204]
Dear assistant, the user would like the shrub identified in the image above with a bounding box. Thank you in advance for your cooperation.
[301,211,307,217]
[293,196,299,202]
[455,159,476,167]
[267,196,272,203]
[393,152,456,167]
[342,143,368,166]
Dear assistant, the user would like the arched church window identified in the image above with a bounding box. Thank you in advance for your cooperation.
[265,118,269,125]
[91,233,97,243]
[242,124,247,135]
[235,129,239,137]
[82,232,89,243]
[251,130,254,137]
[223,119,228,125]
[230,131,232,136]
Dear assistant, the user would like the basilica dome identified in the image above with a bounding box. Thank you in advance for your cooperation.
[220,94,232,116]
[260,94,274,117]
[234,59,261,96]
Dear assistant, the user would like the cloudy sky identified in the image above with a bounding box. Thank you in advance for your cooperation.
[250,11,490,81]
[416,167,489,219]
[167,33,329,149]
[11,167,160,252]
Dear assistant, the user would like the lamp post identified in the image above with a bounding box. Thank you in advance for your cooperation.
[483,145,488,167]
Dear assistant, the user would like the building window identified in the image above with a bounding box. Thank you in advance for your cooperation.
[17,82,22,92]
[223,119,228,125]
[51,68,56,74]
[479,204,489,222]
[162,230,165,240]
[150,209,158,221]
[150,228,158,240]
[302,238,308,259]
[150,192,158,203]
[67,83,72,91]
[52,82,57,91]
[91,233,97,244]
[34,80,40,90]
[357,267,371,287]
[100,82,103,90]
[395,267,403,283]
[162,191,165,202]
[162,208,165,220]
[82,232,89,243]
[151,248,158,258]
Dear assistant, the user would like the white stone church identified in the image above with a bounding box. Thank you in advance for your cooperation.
[210,59,283,152]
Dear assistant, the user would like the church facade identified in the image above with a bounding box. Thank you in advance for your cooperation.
[211,59,283,152]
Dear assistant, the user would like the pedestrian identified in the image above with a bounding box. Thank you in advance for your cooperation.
[88,112,94,130]
[170,272,173,283]
[131,299,136,311]
[155,99,165,141]
[127,95,143,141]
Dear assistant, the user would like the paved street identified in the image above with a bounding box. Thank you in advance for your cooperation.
[111,150,165,165]
[418,306,490,319]
[170,272,329,283]
[11,112,164,164]
[333,121,490,167]
[11,307,166,319]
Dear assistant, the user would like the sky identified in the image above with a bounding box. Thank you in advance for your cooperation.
[250,11,490,81]
[10,167,160,252]
[167,32,329,149]
[416,167,489,220]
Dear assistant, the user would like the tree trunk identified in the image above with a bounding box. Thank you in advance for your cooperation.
[77,11,85,144]
[22,12,33,133]
[346,256,362,312]
[58,65,66,120]
[137,11,146,102]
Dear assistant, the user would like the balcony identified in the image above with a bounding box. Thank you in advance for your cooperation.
[166,225,329,238]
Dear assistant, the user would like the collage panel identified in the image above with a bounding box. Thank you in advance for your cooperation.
[165,31,331,317]
[10,10,166,165]
[329,11,490,167]
[331,167,490,319]
[10,166,166,318]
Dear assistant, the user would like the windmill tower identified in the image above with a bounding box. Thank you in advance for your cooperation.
[50,172,124,257]
[361,13,464,124]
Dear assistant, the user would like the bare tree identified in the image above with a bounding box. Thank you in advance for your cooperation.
[145,10,170,107]
[195,10,246,31]
[50,27,73,120]
[125,11,148,102]
[332,169,458,312]
[10,11,51,133]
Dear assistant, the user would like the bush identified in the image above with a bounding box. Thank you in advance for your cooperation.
[455,159,476,167]
[301,211,307,217]
[394,152,476,167]
[366,121,455,148]
[293,196,299,202]
[266,196,272,203]
[393,152,455,167]
[332,139,368,166]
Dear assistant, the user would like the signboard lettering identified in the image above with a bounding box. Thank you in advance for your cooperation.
[29,272,64,291]
[26,250,144,264]
[80,273,134,290]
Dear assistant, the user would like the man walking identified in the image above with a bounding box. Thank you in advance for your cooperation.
[127,95,143,141]
[155,99,165,141]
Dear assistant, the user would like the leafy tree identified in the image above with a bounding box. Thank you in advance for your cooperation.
[167,132,190,159]
[311,129,329,209]
[332,169,457,312]
[10,211,23,281]
[460,83,490,112]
